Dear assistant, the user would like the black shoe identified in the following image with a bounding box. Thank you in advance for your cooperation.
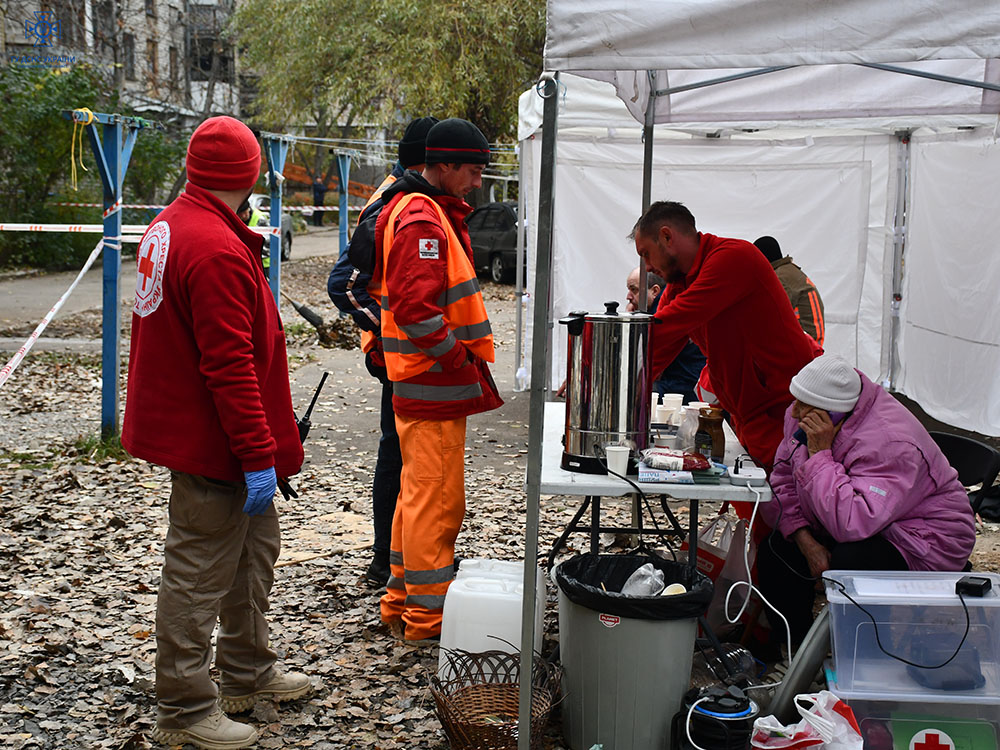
[365,558,390,587]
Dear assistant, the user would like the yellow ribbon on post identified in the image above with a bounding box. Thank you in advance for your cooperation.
[70,107,95,191]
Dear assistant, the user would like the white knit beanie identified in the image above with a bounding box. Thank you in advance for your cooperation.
[789,354,861,412]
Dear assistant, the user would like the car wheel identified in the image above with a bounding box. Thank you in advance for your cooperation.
[490,254,505,284]
[281,232,292,261]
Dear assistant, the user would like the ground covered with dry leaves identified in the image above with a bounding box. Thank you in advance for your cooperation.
[2,257,999,749]
[0,259,594,749]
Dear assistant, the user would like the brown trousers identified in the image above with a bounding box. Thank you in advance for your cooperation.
[155,471,280,729]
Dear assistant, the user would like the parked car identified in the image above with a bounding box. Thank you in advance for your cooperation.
[248,193,294,261]
[467,201,522,283]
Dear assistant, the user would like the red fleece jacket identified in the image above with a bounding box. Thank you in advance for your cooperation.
[653,232,821,468]
[122,183,303,481]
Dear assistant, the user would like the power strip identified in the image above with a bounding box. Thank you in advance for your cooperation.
[730,455,767,486]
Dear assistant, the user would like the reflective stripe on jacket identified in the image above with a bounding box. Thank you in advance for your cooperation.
[378,192,494,382]
[772,257,826,346]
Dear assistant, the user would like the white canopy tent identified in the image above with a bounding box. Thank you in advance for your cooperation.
[515,2,1000,745]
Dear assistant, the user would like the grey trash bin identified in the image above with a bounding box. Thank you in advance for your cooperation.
[555,554,712,750]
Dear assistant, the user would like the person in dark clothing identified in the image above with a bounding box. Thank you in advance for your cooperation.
[754,235,826,346]
[312,177,328,226]
[327,116,438,586]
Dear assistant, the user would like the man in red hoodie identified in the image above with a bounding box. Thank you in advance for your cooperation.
[632,201,820,472]
[122,116,310,750]
[372,118,503,642]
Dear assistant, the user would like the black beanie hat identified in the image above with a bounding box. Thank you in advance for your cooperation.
[397,117,439,167]
[424,118,491,165]
[753,235,783,264]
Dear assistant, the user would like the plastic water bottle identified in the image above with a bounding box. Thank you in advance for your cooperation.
[515,366,528,391]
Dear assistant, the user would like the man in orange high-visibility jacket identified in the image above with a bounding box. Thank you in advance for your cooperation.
[372,118,503,642]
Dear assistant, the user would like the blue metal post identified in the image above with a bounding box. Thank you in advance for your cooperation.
[336,153,351,257]
[264,135,289,308]
[66,110,146,438]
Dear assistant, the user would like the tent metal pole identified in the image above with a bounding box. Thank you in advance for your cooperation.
[518,72,559,750]
[639,70,657,312]
[514,148,527,391]
[653,65,794,97]
[860,62,1000,94]
[631,72,658,535]
[885,130,912,390]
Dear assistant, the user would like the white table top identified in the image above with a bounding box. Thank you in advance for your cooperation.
[539,401,771,502]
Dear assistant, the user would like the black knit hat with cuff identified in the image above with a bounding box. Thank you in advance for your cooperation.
[424,118,491,165]
[397,117,439,168]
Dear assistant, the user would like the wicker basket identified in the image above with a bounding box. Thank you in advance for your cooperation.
[430,648,562,750]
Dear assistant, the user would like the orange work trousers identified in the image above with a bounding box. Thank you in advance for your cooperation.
[380,414,466,640]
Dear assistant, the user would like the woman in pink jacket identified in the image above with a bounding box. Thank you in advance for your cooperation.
[757,354,976,646]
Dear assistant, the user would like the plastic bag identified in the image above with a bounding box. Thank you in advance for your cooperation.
[678,513,738,582]
[706,515,755,633]
[750,690,862,749]
[640,447,711,471]
[620,562,665,596]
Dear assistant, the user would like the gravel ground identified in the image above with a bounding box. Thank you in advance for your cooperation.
[2,255,998,749]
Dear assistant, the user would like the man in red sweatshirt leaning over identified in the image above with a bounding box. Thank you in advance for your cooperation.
[632,201,821,472]
[373,118,503,642]
[122,116,311,750]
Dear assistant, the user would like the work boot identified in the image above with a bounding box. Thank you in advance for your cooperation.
[219,670,313,714]
[152,707,257,749]
[365,556,390,587]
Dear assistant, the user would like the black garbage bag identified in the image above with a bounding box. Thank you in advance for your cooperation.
[556,553,713,621]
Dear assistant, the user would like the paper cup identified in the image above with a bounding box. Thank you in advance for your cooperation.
[655,405,675,424]
[660,393,684,412]
[604,445,630,475]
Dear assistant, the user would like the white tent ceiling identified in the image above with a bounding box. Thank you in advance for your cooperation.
[545,0,1000,124]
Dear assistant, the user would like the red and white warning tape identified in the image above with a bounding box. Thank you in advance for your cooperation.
[54,202,167,209]
[0,239,105,389]
[0,223,150,234]
[0,222,278,236]
[103,199,122,218]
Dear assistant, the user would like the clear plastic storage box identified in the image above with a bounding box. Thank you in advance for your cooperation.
[825,570,1000,700]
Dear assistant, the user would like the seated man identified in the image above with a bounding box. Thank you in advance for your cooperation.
[757,354,975,647]
[626,266,705,404]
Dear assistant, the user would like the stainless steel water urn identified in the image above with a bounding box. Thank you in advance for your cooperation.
[560,301,655,474]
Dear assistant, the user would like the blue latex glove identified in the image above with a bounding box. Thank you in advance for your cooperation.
[243,467,277,515]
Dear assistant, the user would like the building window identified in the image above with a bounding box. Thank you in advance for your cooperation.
[190,36,234,84]
[93,1,114,54]
[169,47,179,88]
[146,39,158,80]
[123,34,136,80]
[53,0,87,49]
[145,0,156,16]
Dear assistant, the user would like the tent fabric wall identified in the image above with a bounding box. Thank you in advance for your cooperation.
[897,132,1000,435]
[519,75,1000,435]
[519,77,896,389]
